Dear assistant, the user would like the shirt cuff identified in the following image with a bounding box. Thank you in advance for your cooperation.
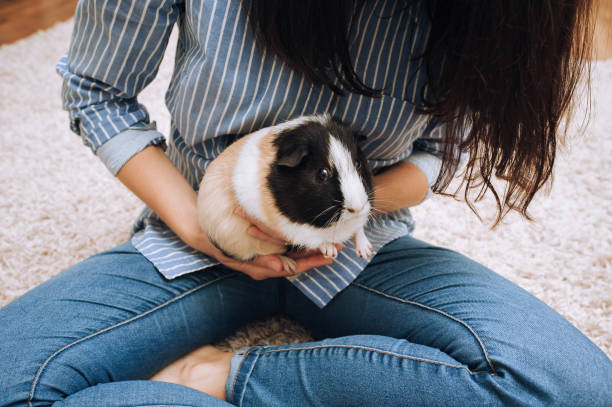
[96,123,166,176]
[404,151,443,202]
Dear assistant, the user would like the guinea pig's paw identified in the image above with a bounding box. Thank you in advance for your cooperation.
[319,242,338,259]
[278,255,298,275]
[354,229,373,259]
[355,243,374,260]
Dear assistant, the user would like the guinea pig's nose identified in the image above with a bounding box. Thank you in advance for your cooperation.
[346,203,366,214]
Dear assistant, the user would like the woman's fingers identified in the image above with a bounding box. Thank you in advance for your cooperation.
[220,254,285,280]
[292,253,334,273]
[234,207,289,245]
[219,251,336,280]
[229,207,345,279]
[245,225,287,246]
[287,244,343,259]
[250,254,284,271]
[184,216,340,280]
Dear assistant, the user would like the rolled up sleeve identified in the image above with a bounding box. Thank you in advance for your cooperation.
[56,0,181,173]
[405,119,468,201]
[95,124,167,175]
[404,119,446,201]
[405,150,443,188]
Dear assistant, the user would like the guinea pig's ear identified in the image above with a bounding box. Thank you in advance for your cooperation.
[276,143,309,168]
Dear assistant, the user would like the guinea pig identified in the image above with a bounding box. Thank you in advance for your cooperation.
[197,113,374,274]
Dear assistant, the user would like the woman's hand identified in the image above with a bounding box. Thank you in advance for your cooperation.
[117,145,334,280]
[233,206,341,274]
[183,223,335,280]
[234,207,289,246]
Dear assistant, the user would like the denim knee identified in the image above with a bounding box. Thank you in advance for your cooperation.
[502,351,611,406]
[488,317,612,406]
[0,327,70,406]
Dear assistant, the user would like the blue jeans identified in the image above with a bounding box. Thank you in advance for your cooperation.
[1,236,610,406]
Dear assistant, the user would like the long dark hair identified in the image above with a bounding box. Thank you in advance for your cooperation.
[247,0,594,224]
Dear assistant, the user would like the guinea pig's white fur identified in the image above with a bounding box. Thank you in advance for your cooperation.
[197,114,373,273]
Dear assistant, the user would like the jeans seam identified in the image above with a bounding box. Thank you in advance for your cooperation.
[230,347,255,404]
[259,345,494,376]
[233,346,263,407]
[27,273,235,407]
[352,281,498,376]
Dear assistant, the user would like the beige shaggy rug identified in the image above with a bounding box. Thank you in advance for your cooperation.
[1,20,611,359]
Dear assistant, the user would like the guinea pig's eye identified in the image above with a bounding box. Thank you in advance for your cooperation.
[317,168,330,182]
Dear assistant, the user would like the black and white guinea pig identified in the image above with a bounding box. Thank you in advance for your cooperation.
[197,113,374,274]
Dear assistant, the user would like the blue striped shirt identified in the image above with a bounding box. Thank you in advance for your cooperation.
[57,0,447,308]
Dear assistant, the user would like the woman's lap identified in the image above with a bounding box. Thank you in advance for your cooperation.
[286,236,598,372]
[273,235,612,405]
[1,237,610,406]
[0,242,278,406]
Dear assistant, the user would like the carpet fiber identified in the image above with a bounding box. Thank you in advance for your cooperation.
[1,20,610,358]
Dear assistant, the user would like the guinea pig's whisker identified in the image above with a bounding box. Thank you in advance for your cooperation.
[371,200,397,208]
[366,194,394,201]
[370,183,394,192]
[367,185,400,197]
[325,211,342,230]
[311,204,339,224]
[365,190,394,201]
[333,199,356,212]
[366,194,396,204]
[367,207,387,221]
[367,209,380,217]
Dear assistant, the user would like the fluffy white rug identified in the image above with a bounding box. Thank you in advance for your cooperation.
[1,20,610,358]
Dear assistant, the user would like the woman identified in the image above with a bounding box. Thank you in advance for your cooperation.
[1,0,610,405]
